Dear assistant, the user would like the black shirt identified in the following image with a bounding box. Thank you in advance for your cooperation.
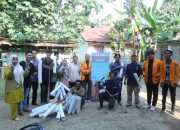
[19,61,35,88]
[148,59,154,83]
[42,58,53,83]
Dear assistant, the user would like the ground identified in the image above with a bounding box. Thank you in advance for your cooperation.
[0,83,180,130]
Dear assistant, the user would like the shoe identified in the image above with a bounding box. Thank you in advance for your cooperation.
[143,104,151,109]
[161,109,166,113]
[18,112,23,116]
[135,105,141,109]
[126,104,132,107]
[85,100,91,103]
[118,102,122,106]
[14,116,22,121]
[97,106,103,110]
[32,103,40,106]
[23,108,31,112]
[150,106,156,111]
[170,109,175,115]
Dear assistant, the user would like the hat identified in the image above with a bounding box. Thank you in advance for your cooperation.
[164,49,173,55]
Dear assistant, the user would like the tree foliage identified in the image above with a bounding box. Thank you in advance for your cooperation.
[0,0,102,43]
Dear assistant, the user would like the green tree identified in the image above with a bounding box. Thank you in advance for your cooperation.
[0,0,102,43]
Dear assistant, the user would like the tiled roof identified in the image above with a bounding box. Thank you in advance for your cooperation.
[81,26,112,43]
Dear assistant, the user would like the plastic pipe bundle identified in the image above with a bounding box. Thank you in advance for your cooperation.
[133,73,142,88]
[67,95,81,115]
[50,81,70,101]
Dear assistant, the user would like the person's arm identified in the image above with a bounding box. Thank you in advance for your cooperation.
[4,67,14,80]
[78,87,85,96]
[160,61,165,86]
[142,62,146,77]
[173,62,180,87]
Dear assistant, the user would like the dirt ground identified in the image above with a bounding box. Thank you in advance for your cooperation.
[0,84,180,130]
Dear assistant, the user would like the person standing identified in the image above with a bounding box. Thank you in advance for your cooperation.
[19,50,35,113]
[41,49,54,103]
[110,53,124,105]
[142,50,162,111]
[4,55,27,121]
[59,59,70,86]
[125,55,142,108]
[160,50,179,113]
[30,50,39,106]
[50,51,60,99]
[81,54,91,101]
[69,55,80,88]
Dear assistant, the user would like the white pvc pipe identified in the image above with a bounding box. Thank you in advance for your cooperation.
[133,73,142,88]
[68,95,76,114]
[50,85,61,96]
[59,104,65,119]
[38,59,42,84]
[30,106,49,117]
[60,82,70,91]
[76,96,81,114]
[55,89,61,100]
[42,104,57,119]
[53,56,57,73]
[31,103,51,113]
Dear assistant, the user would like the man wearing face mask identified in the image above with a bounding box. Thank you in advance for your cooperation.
[142,50,162,111]
[70,79,85,108]
[160,50,179,113]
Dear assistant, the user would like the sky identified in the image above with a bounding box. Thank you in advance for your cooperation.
[90,0,164,22]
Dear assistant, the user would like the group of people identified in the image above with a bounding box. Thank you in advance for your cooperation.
[3,48,179,121]
[97,50,179,115]
[3,50,91,121]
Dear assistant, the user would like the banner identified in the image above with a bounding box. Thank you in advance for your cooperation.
[91,53,110,83]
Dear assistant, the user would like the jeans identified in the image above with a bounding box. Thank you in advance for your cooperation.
[31,81,38,104]
[82,80,92,100]
[19,87,30,112]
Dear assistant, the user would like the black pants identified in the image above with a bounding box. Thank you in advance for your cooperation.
[49,82,56,99]
[99,92,116,108]
[82,80,92,100]
[81,96,85,109]
[162,83,176,110]
[31,81,38,104]
[146,82,159,106]
[117,81,122,103]
[41,82,50,103]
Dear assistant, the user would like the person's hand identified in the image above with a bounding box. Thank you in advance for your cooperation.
[160,82,164,88]
[11,66,14,71]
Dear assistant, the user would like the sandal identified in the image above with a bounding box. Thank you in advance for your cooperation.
[14,116,22,121]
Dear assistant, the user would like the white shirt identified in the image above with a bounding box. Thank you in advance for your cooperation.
[69,62,80,82]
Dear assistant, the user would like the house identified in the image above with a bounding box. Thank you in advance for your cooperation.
[78,26,133,62]
[157,40,180,64]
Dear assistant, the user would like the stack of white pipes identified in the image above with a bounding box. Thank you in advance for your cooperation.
[65,94,82,115]
[30,81,70,121]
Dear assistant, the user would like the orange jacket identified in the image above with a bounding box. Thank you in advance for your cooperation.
[81,61,91,81]
[160,60,179,87]
[142,59,162,84]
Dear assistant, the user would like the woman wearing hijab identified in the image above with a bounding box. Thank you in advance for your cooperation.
[59,59,70,86]
[4,55,28,121]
